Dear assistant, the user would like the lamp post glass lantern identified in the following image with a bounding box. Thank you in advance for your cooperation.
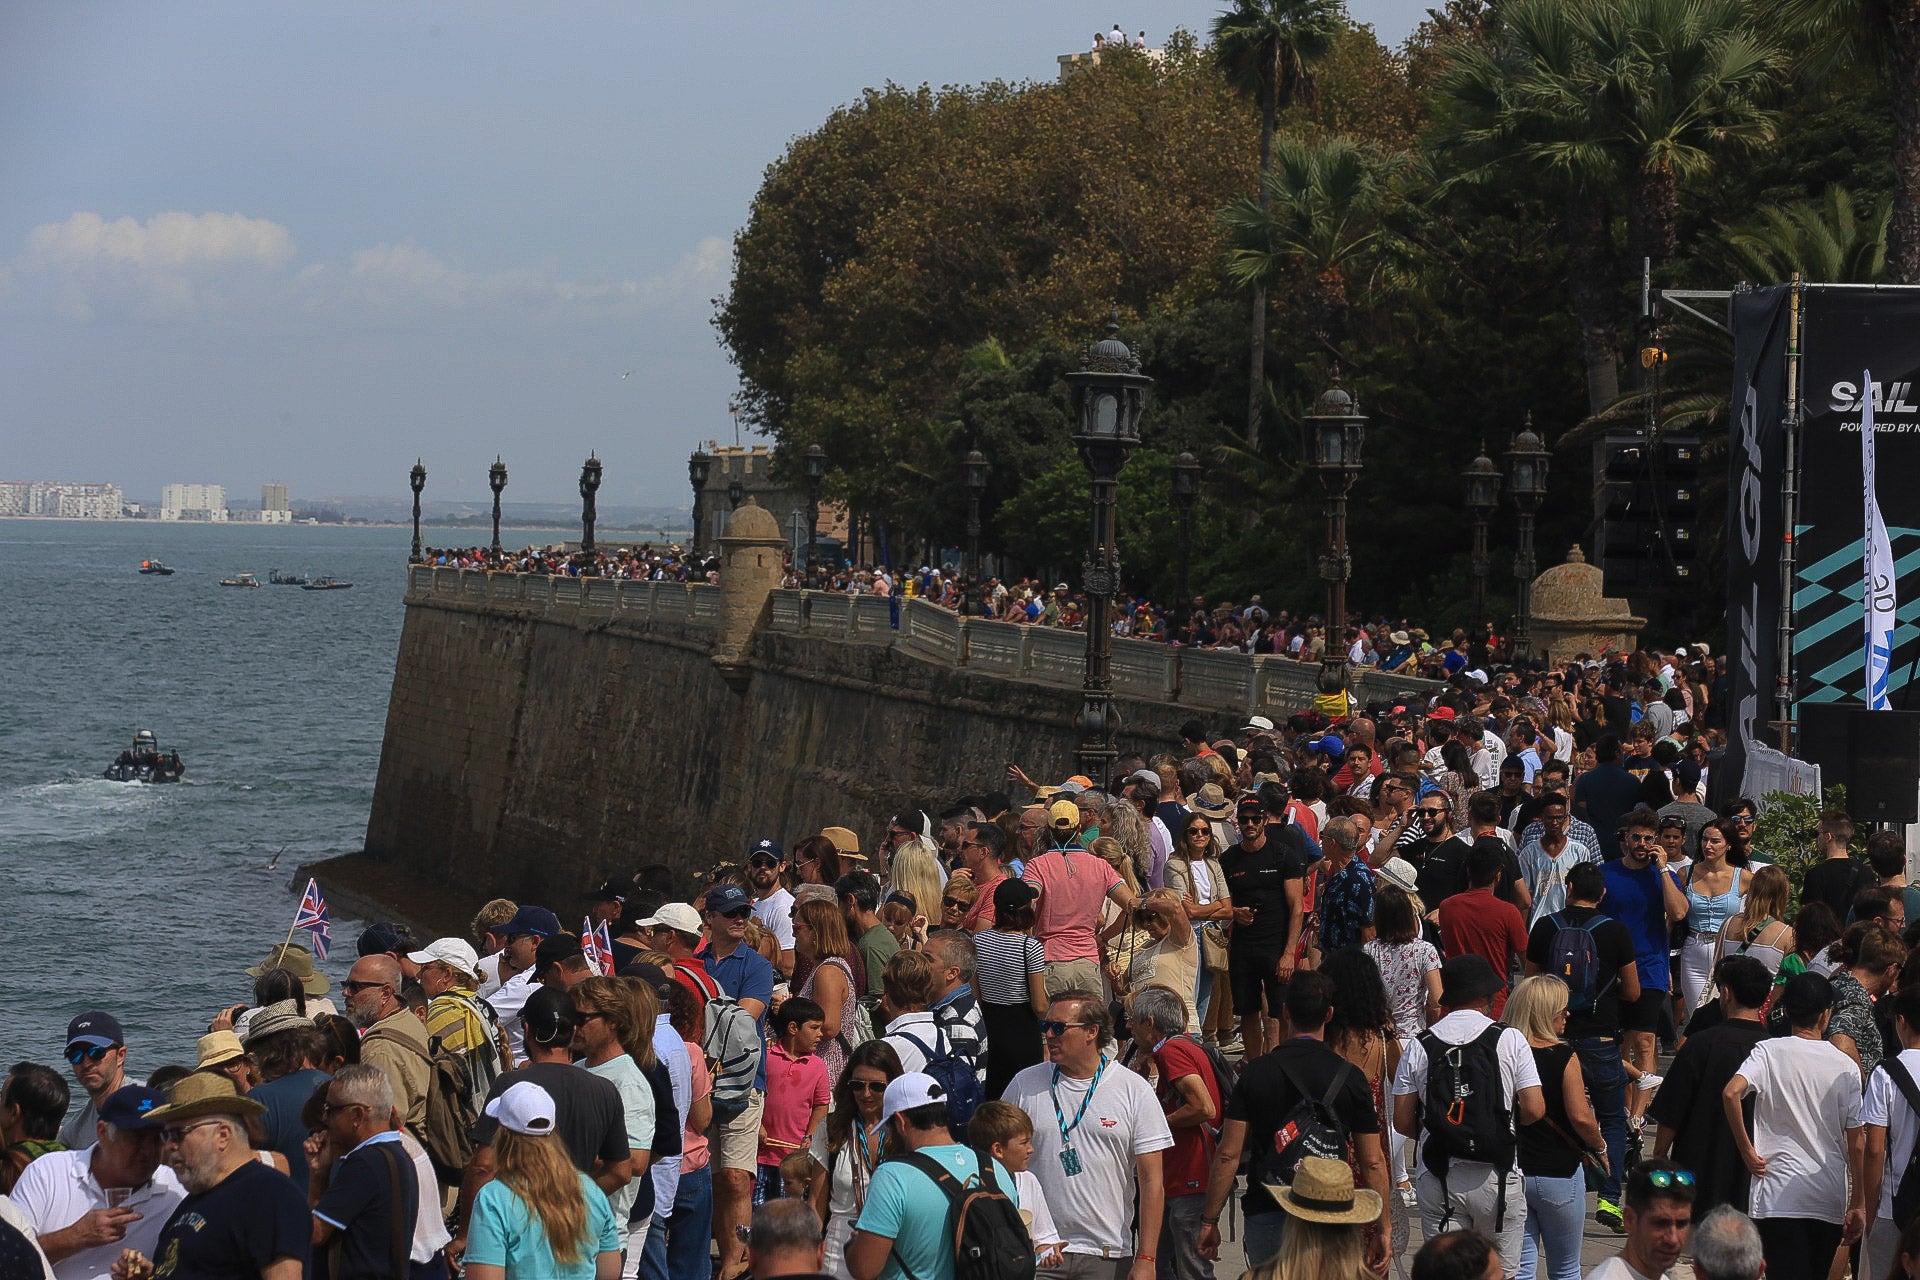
[408,460,426,563]
[1463,445,1500,628]
[488,456,508,559]
[688,451,712,554]
[1305,373,1366,634]
[1505,418,1550,661]
[579,454,603,568]
[1170,451,1199,605]
[803,443,827,583]
[1066,311,1152,783]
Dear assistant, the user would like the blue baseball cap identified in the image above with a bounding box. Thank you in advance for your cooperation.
[504,905,561,938]
[66,1011,123,1051]
[99,1084,167,1131]
[747,838,785,864]
[704,885,752,915]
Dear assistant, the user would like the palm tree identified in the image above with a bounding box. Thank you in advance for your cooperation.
[1211,0,1344,451]
[1219,136,1411,356]
[1430,0,1785,414]
[1757,0,1920,283]
[1719,184,1889,283]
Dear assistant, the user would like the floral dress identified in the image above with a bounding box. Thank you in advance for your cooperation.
[799,955,861,1087]
[1364,937,1441,1039]
[1828,969,1885,1075]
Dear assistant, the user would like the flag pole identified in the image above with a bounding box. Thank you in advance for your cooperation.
[284,877,313,954]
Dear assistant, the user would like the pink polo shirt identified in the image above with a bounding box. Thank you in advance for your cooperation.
[758,1041,830,1167]
[1022,847,1122,963]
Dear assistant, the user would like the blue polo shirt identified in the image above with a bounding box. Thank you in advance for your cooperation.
[698,941,776,1091]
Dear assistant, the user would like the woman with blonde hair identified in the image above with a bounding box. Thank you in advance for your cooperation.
[1102,799,1156,893]
[1091,836,1147,982]
[1244,1156,1380,1280]
[466,1081,621,1280]
[938,875,977,932]
[1506,975,1605,1280]
[1715,861,1795,978]
[885,840,945,935]
[1118,891,1200,1032]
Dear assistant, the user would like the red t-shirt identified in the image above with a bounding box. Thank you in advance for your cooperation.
[961,871,1008,933]
[759,1042,831,1167]
[1152,1036,1221,1194]
[1435,889,1528,1018]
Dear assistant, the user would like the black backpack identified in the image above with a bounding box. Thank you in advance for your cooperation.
[1417,1024,1517,1228]
[1882,1057,1920,1228]
[1258,1058,1354,1185]
[900,1151,1036,1280]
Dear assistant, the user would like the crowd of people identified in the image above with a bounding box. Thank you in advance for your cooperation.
[7,646,1917,1280]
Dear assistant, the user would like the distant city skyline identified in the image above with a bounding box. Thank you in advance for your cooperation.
[2,2,1435,506]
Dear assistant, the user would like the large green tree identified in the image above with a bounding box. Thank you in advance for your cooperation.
[1210,0,1345,450]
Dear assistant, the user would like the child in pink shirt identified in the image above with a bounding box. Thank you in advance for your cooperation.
[757,996,831,1203]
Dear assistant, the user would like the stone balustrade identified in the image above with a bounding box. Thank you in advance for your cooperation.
[401,570,1444,717]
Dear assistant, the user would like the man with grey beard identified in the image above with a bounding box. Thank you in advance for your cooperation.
[344,954,431,1134]
[112,1075,308,1280]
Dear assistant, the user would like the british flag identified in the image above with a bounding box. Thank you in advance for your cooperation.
[293,878,333,960]
[580,917,610,975]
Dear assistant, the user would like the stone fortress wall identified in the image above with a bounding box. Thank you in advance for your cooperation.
[363,506,1443,905]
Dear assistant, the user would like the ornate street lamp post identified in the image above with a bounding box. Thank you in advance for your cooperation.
[727,478,744,511]
[963,448,991,584]
[688,450,712,554]
[803,443,828,584]
[1505,417,1550,662]
[579,454,603,570]
[1170,451,1200,606]
[1067,313,1152,783]
[1462,444,1501,628]
[408,459,426,563]
[1305,374,1367,634]
[488,456,508,560]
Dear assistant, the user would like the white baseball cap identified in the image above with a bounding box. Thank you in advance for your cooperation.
[484,1081,557,1136]
[634,902,703,936]
[406,937,481,978]
[877,1072,946,1127]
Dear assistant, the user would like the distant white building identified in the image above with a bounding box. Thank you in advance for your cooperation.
[161,483,228,522]
[260,482,292,523]
[0,480,124,518]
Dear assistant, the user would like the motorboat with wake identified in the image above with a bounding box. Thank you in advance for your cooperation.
[219,572,261,587]
[302,576,353,590]
[138,560,175,576]
[103,729,185,783]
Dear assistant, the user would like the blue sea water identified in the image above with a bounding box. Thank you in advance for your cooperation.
[0,520,563,1077]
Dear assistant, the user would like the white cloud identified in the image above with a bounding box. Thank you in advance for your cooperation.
[0,213,727,323]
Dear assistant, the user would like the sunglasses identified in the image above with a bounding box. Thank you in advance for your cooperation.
[1731,815,1756,824]
[1039,1019,1085,1037]
[718,908,752,920]
[66,1045,114,1065]
[1417,808,1450,818]
[1643,1169,1696,1190]
[321,1100,368,1117]
[1185,826,1210,836]
[941,897,968,910]
[340,980,388,995]
[848,1080,887,1094]
[749,857,781,869]
[162,1120,224,1145]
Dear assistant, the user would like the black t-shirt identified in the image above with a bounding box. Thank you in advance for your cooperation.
[1224,1038,1379,1217]
[629,1059,684,1224]
[1414,839,1469,909]
[1497,791,1528,828]
[1525,905,1637,1040]
[1803,858,1877,925]
[1647,1019,1769,1215]
[153,1158,311,1280]
[314,1136,419,1280]
[1222,830,1310,954]
[471,1061,629,1173]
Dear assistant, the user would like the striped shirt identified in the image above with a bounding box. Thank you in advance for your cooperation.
[974,931,1045,1007]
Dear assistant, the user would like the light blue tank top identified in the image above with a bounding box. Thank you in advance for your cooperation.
[1685,865,1744,935]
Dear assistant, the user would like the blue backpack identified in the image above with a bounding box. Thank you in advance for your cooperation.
[1547,911,1614,1015]
[896,1024,984,1139]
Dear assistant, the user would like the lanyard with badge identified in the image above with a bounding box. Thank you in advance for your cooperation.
[1050,1055,1108,1176]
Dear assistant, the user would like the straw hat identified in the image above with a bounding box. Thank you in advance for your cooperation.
[195,1031,246,1070]
[1263,1156,1383,1225]
[821,826,865,859]
[1190,784,1233,821]
[146,1072,265,1123]
[241,999,312,1046]
[245,943,330,996]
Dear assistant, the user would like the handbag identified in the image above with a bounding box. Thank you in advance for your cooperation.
[1199,922,1230,973]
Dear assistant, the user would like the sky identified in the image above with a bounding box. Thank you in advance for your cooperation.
[0,1,1434,507]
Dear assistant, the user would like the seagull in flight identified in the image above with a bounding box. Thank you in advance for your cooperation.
[620,370,634,379]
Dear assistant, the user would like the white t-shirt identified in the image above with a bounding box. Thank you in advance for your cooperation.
[1004,1057,1174,1256]
[1735,1035,1863,1221]
[393,1131,453,1263]
[1392,1010,1542,1171]
[1863,1047,1920,1220]
[753,886,796,955]
[882,1011,946,1074]
[486,968,537,1063]
[651,1014,691,1219]
[1586,1258,1669,1280]
[1014,1168,1061,1250]
[476,950,505,999]
[9,1148,184,1280]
